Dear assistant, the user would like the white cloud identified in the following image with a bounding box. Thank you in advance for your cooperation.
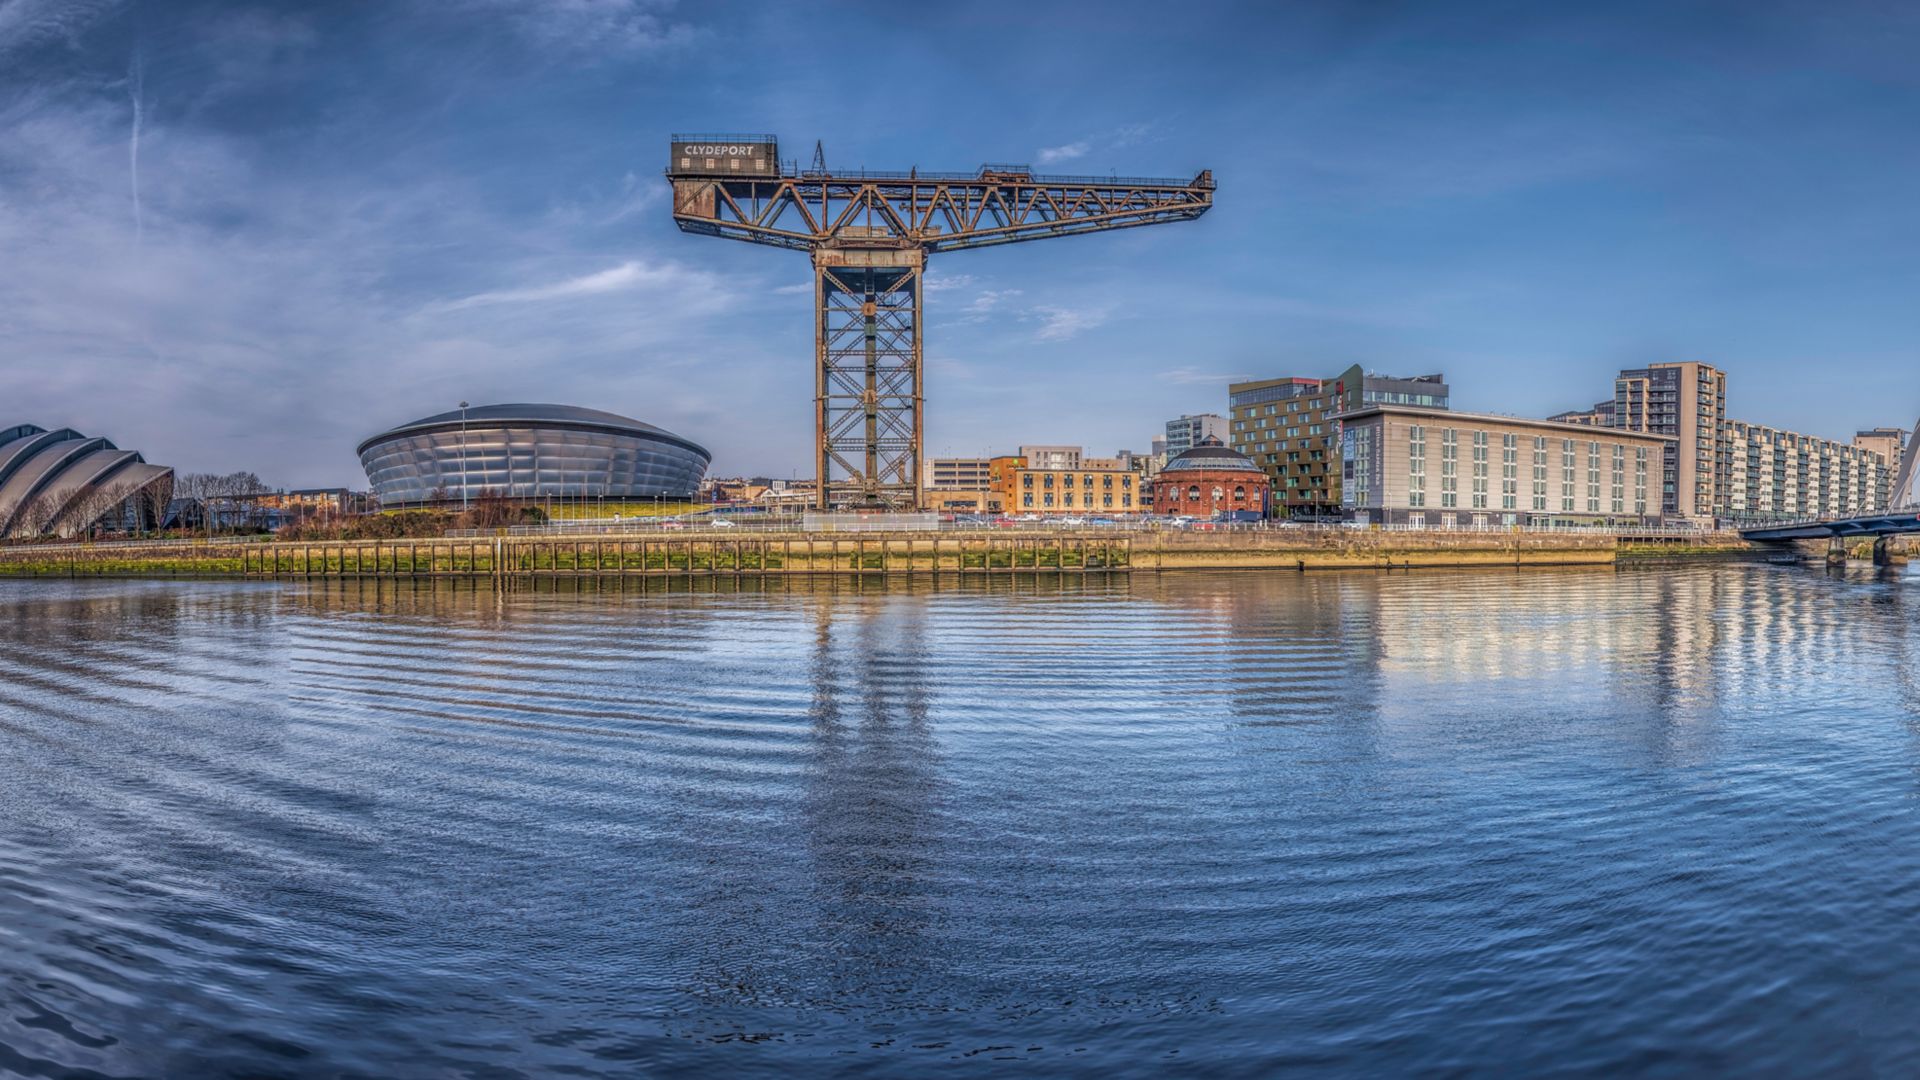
[432,261,678,311]
[924,272,976,292]
[772,282,813,295]
[0,0,123,58]
[454,0,695,53]
[0,85,744,486]
[1030,304,1110,342]
[955,288,1023,323]
[1036,141,1090,165]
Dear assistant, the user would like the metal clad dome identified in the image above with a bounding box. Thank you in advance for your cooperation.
[1161,435,1264,474]
[356,403,712,508]
[0,424,174,537]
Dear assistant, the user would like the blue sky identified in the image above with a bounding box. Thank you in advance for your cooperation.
[3,0,1917,486]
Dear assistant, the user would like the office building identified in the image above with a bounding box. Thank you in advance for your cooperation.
[991,455,1140,514]
[1163,414,1227,460]
[1229,366,1449,517]
[1607,362,1727,521]
[1017,445,1082,471]
[923,457,993,491]
[1338,405,1671,528]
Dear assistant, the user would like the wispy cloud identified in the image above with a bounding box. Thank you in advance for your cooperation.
[924,272,976,292]
[1030,304,1110,342]
[1036,141,1089,166]
[771,282,812,296]
[1035,125,1155,168]
[956,288,1023,323]
[455,0,696,54]
[126,50,142,244]
[433,261,682,311]
[0,0,123,58]
[1158,366,1254,385]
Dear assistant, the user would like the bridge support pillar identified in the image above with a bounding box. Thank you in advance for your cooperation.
[1828,536,1847,567]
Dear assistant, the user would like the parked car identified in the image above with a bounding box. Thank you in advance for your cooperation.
[659,520,687,530]
[707,518,735,528]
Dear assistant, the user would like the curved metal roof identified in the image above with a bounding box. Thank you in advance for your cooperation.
[357,403,709,460]
[1161,436,1265,474]
[0,424,173,537]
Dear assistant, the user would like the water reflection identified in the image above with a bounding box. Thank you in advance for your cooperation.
[3,564,1920,1076]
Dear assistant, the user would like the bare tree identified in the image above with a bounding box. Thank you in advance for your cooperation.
[140,474,175,535]
[8,491,59,539]
[59,481,136,538]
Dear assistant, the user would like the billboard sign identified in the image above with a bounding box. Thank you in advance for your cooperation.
[670,140,777,177]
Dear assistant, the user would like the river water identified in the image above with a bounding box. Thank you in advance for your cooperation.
[3,563,1919,1077]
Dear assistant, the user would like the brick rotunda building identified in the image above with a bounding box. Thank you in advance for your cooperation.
[1153,436,1271,518]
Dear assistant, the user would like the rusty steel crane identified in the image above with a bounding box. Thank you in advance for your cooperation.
[666,135,1214,510]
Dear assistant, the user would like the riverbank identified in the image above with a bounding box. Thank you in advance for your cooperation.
[0,528,1763,580]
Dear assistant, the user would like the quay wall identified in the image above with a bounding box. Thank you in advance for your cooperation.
[0,529,1759,581]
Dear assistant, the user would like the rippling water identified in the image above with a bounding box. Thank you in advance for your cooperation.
[4,564,1920,1077]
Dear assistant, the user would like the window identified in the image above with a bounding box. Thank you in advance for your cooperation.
[1187,485,1200,500]
[1408,424,1426,508]
[1234,485,1246,500]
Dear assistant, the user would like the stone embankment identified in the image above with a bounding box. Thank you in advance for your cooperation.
[0,528,1761,580]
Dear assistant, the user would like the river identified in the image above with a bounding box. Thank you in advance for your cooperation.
[3,563,1919,1076]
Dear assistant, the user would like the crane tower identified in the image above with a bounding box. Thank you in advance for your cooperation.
[666,134,1214,510]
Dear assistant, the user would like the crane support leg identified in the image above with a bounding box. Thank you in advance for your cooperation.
[813,248,924,510]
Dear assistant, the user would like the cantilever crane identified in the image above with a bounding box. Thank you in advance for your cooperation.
[666,135,1214,510]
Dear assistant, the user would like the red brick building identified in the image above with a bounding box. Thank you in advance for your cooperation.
[1153,436,1271,518]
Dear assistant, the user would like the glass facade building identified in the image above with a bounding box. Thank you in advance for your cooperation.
[356,404,711,508]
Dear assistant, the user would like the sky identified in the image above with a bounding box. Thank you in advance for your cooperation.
[2,0,1917,487]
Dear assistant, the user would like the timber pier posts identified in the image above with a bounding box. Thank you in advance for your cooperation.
[4,532,1133,582]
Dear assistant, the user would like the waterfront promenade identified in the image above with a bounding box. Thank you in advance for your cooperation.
[0,525,1756,581]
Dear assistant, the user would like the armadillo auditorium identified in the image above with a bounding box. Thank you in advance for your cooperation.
[356,403,711,509]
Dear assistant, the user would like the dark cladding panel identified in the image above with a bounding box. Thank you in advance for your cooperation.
[669,138,777,177]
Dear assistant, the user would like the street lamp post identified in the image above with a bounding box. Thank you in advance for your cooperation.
[459,401,470,511]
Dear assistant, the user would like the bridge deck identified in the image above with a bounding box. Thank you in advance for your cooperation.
[1741,511,1920,542]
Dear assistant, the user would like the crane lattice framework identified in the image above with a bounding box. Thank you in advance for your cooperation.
[666,135,1214,509]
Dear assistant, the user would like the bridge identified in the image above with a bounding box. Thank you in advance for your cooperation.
[1740,421,1920,554]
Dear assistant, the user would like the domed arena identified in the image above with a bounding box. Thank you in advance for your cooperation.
[356,404,711,509]
[0,424,174,538]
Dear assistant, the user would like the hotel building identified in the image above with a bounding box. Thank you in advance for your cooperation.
[1229,365,1449,517]
[1337,405,1672,528]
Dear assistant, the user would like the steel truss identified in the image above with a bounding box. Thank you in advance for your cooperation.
[672,168,1213,254]
[815,253,922,508]
[669,151,1213,508]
